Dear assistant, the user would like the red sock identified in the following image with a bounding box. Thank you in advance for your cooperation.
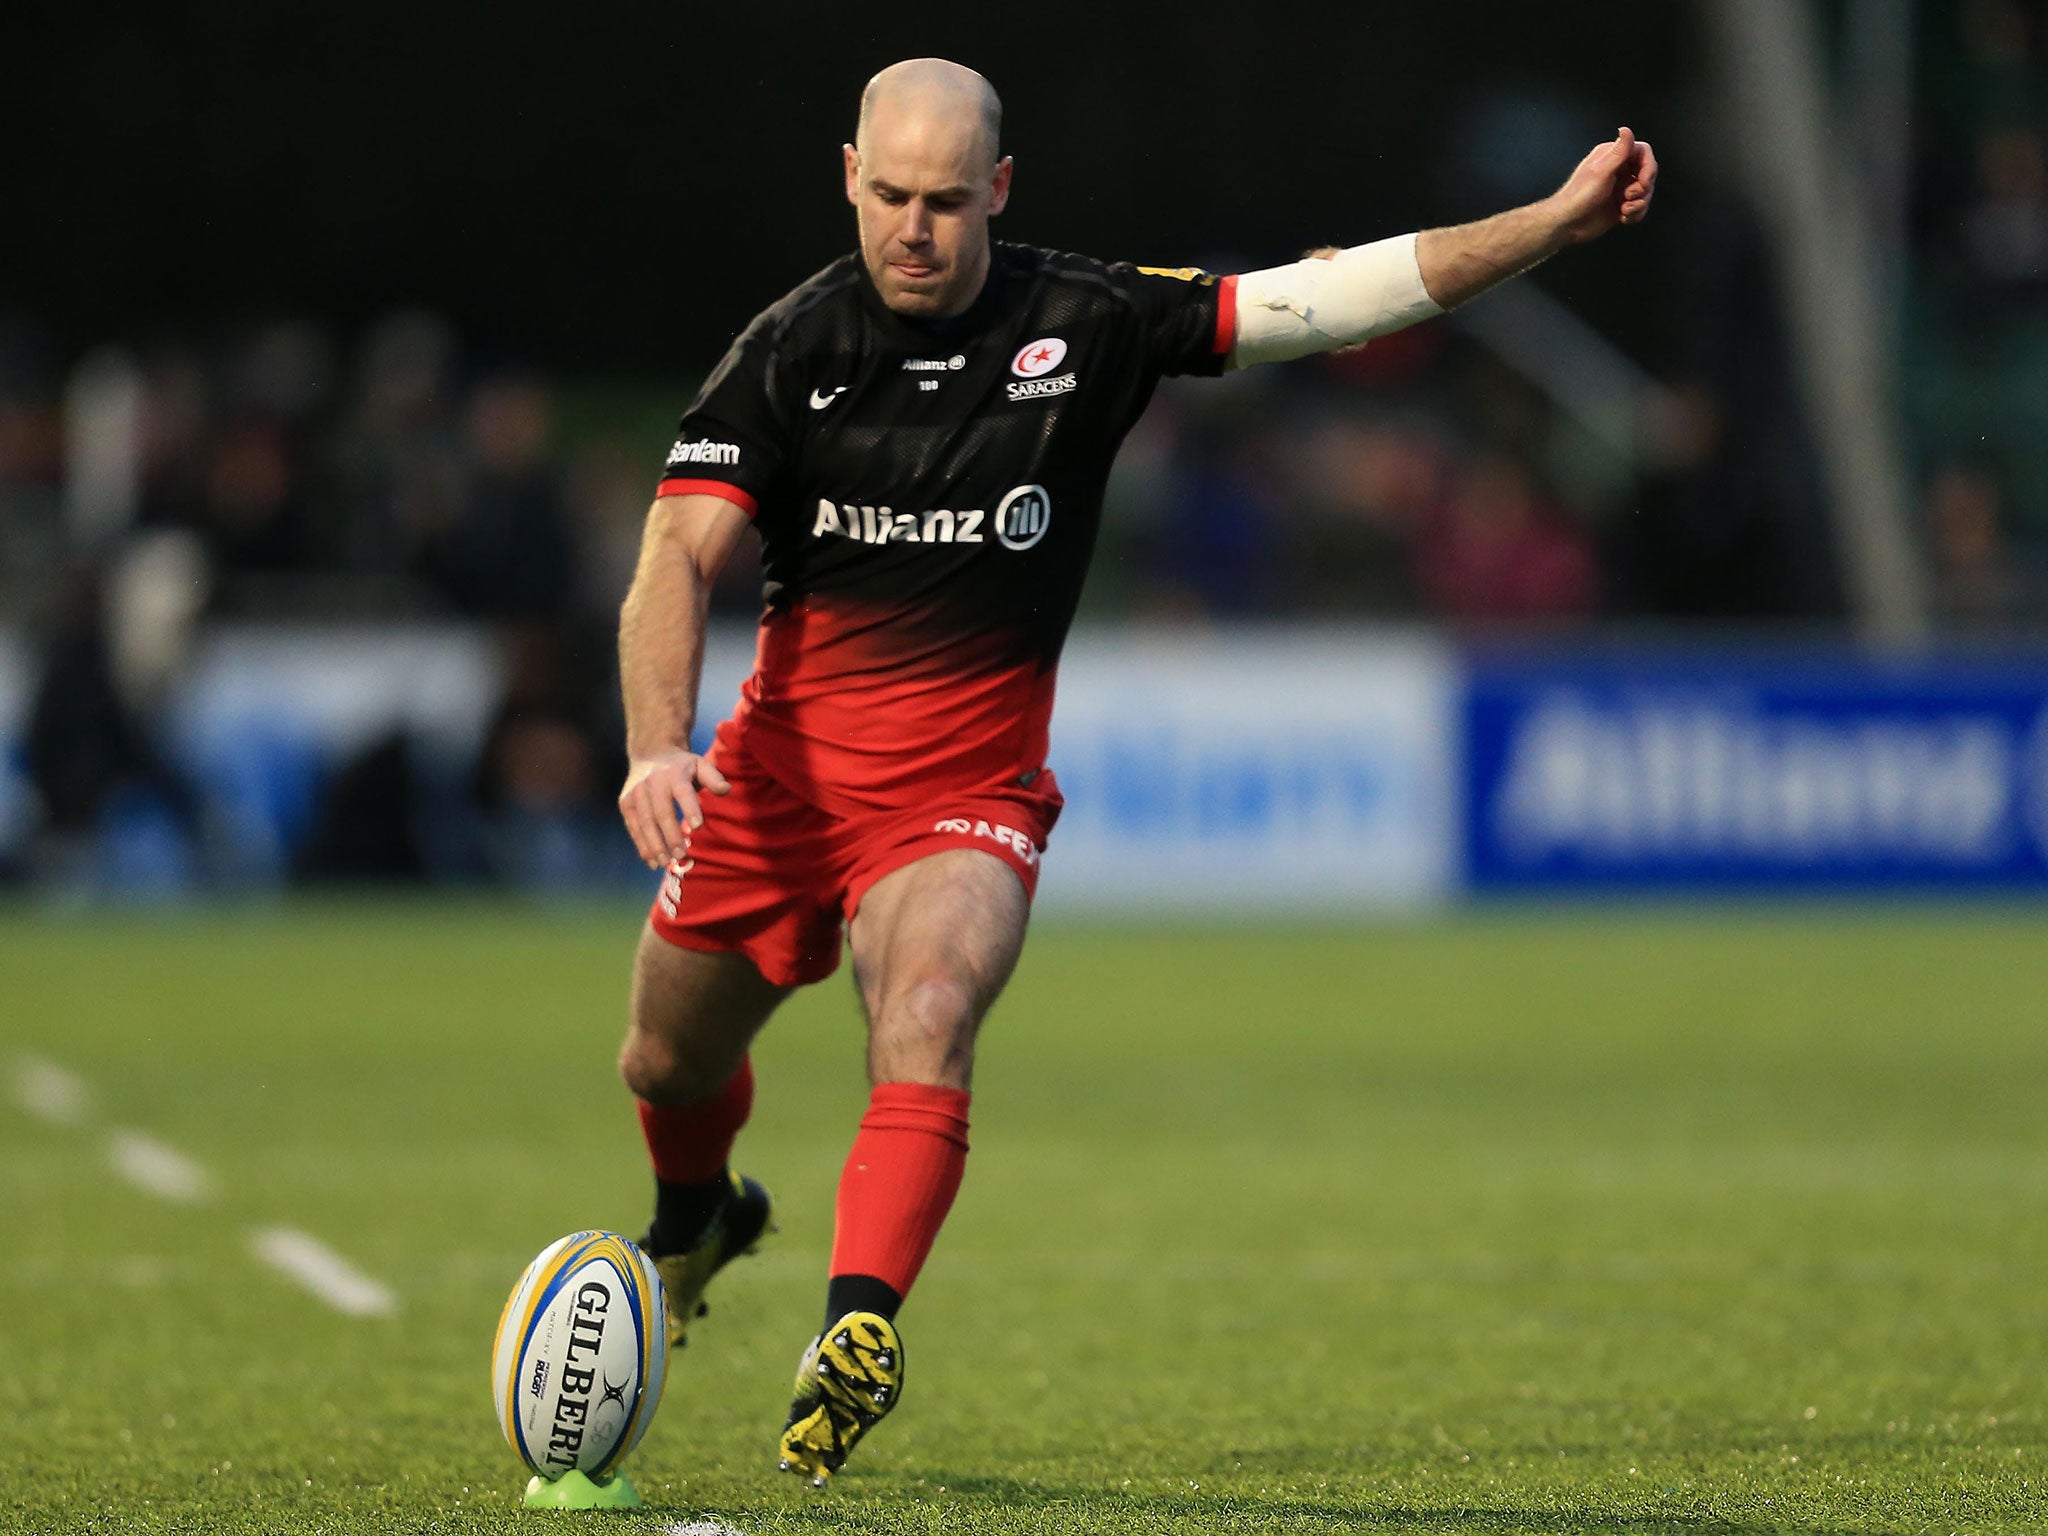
[636,1056,754,1184]
[828,1082,971,1298]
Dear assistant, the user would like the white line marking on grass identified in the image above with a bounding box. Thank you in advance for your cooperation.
[12,1056,396,1321]
[250,1227,398,1318]
[12,1054,93,1126]
[107,1130,214,1203]
[662,1524,748,1536]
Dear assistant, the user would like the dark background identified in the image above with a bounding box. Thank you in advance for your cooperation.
[10,0,1689,372]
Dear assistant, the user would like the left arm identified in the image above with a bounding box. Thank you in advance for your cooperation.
[1415,126,1659,309]
[1229,127,1658,366]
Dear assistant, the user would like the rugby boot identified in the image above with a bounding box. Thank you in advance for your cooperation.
[638,1170,774,1350]
[776,1311,904,1485]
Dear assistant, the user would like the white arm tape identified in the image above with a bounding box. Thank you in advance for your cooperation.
[1229,233,1443,366]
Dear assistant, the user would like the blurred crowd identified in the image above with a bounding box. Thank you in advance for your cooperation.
[0,309,1647,637]
[1908,0,2048,627]
[0,301,1674,893]
[0,310,658,892]
[2,312,647,626]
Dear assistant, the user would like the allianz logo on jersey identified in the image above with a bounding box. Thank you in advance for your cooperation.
[811,484,1052,551]
[666,439,741,467]
[901,354,966,372]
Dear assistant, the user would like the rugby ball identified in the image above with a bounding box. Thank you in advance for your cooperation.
[491,1231,667,1480]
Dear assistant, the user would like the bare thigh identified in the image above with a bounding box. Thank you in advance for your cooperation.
[619,922,792,1104]
[847,849,1031,1089]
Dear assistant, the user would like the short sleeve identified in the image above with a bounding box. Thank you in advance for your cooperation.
[1109,263,1238,380]
[653,317,791,517]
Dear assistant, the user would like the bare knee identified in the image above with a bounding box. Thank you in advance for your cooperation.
[868,974,983,1087]
[619,1028,738,1104]
[622,926,786,1103]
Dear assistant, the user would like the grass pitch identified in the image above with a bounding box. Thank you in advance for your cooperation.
[3,903,2044,1534]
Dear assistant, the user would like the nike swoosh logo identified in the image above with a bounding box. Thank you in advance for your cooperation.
[809,387,847,410]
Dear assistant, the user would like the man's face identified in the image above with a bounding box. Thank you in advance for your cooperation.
[844,110,1011,319]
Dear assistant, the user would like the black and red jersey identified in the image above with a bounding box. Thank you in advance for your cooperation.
[657,242,1236,817]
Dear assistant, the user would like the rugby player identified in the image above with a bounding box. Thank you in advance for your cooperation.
[614,58,1656,1484]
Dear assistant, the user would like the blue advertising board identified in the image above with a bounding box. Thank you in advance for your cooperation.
[1464,648,2048,890]
[1044,629,1458,911]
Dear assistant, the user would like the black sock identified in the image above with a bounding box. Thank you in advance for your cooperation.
[647,1170,730,1254]
[824,1272,903,1332]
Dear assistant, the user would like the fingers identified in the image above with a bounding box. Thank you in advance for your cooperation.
[619,788,668,870]
[618,762,706,870]
[1620,138,1658,223]
[662,768,704,841]
[635,775,689,867]
[618,751,732,869]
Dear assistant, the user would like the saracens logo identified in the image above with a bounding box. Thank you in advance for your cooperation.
[994,484,1052,551]
[1007,372,1076,402]
[1011,337,1067,377]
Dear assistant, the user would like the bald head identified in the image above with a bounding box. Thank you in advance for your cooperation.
[857,58,1002,171]
[844,59,1013,319]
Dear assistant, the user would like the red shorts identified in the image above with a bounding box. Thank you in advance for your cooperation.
[647,720,1064,989]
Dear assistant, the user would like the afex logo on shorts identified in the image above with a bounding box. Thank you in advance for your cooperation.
[933,816,1040,867]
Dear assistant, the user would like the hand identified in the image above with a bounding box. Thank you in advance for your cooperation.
[1548,126,1659,245]
[618,747,731,870]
